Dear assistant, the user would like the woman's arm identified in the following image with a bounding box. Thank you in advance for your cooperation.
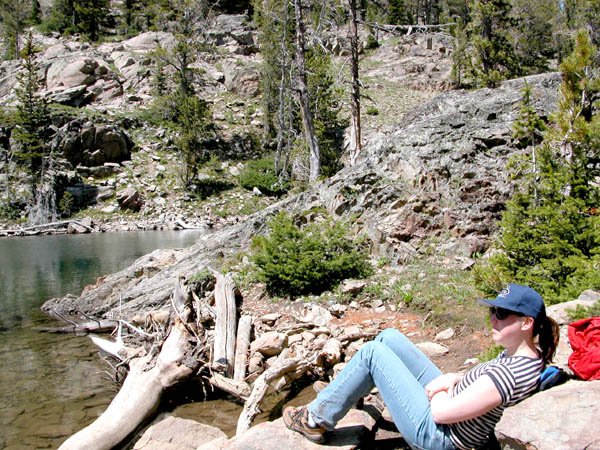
[429,374,503,424]
[425,373,464,399]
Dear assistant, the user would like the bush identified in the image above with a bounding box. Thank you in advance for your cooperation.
[568,299,600,321]
[251,212,373,297]
[190,177,235,199]
[59,191,74,218]
[0,200,24,220]
[365,34,380,50]
[238,156,289,196]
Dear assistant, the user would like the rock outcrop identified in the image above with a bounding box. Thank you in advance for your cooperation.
[496,380,600,450]
[52,119,135,168]
[0,15,258,112]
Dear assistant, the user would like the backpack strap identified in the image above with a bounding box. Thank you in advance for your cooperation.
[538,365,569,391]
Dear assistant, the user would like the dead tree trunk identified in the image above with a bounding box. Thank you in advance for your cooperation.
[294,0,321,181]
[348,0,362,165]
[236,353,312,435]
[211,270,238,377]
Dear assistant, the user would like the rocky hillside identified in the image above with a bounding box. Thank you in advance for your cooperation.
[0,15,456,234]
[41,70,562,320]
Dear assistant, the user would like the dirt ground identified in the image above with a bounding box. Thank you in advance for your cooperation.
[241,289,491,374]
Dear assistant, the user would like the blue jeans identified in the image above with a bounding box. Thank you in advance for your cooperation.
[307,328,455,450]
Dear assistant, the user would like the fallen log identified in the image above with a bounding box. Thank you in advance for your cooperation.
[234,315,252,382]
[209,373,252,399]
[34,319,119,334]
[2,219,95,236]
[58,276,202,450]
[236,352,313,435]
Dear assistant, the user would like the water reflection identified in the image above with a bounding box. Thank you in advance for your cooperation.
[0,230,203,449]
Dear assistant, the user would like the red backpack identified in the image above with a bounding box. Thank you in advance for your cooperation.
[568,317,600,381]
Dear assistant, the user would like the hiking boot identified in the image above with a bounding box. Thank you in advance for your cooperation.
[282,406,326,443]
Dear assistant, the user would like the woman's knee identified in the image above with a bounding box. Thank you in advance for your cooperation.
[376,328,405,345]
[376,328,418,358]
[358,340,387,361]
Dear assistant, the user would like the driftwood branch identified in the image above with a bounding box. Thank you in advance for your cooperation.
[236,354,313,435]
[209,373,252,399]
[357,20,455,36]
[58,277,199,450]
[1,219,95,236]
[34,318,119,334]
[234,315,252,382]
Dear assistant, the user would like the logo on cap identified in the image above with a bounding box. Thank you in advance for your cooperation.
[498,286,510,298]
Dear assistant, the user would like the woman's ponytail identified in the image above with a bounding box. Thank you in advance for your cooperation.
[535,315,560,365]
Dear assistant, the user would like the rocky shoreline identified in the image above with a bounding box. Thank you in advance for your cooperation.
[0,213,230,237]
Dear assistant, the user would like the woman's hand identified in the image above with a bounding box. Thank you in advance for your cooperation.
[429,374,503,424]
[425,373,463,400]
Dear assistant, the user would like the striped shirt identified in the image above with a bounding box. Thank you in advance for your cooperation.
[448,351,544,450]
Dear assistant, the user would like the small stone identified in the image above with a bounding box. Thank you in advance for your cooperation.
[435,328,455,341]
[250,331,287,357]
[463,358,479,367]
[102,205,119,213]
[416,341,449,357]
[340,279,367,295]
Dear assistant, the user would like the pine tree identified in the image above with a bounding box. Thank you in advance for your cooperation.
[476,31,600,303]
[387,0,410,25]
[511,0,559,73]
[41,0,109,40]
[0,0,32,59]
[468,0,521,87]
[12,35,52,200]
[450,19,469,87]
[149,0,214,187]
[253,0,344,181]
[73,0,110,41]
[511,81,547,206]
[30,0,42,25]
[42,0,76,35]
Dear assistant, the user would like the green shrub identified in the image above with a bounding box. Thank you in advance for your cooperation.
[567,299,600,321]
[366,106,379,116]
[191,177,235,199]
[251,212,373,297]
[0,200,24,220]
[238,156,289,196]
[478,344,504,362]
[59,191,74,218]
[365,34,380,50]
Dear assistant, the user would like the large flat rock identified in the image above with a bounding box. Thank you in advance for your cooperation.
[133,415,227,450]
[200,407,380,450]
[496,380,600,450]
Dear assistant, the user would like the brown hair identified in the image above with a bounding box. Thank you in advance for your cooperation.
[534,315,560,365]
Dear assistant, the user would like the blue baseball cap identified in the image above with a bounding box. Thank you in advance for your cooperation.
[477,284,546,320]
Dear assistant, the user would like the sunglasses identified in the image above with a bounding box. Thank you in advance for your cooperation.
[489,307,523,321]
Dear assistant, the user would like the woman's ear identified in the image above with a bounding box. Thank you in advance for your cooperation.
[521,316,535,331]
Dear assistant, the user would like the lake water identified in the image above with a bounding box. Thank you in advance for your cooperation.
[0,230,207,449]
